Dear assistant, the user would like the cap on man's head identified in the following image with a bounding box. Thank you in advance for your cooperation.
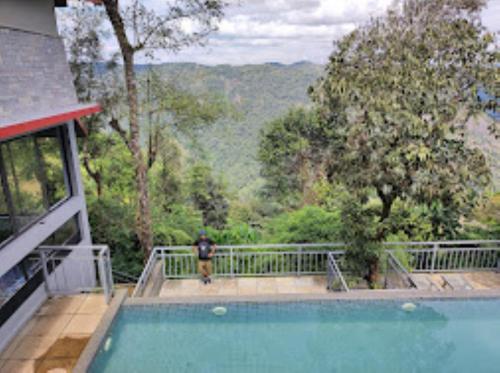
[199,229,207,236]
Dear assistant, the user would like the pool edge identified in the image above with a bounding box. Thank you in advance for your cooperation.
[73,289,128,373]
[124,288,500,306]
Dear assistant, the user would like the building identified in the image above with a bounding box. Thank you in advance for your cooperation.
[0,0,100,352]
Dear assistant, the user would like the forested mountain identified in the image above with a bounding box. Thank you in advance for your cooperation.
[145,62,323,198]
[144,62,499,197]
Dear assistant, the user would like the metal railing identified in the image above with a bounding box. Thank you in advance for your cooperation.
[112,269,139,284]
[132,243,346,297]
[38,245,114,304]
[132,249,160,297]
[385,240,500,273]
[326,252,349,292]
[161,243,346,278]
[132,240,500,297]
[384,251,417,289]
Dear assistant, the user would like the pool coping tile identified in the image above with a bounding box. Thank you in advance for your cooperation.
[73,289,128,373]
[125,288,500,306]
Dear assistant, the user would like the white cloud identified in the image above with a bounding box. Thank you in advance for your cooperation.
[59,0,500,65]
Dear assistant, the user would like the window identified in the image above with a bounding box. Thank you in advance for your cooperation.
[0,126,72,246]
[0,215,81,325]
[42,214,81,246]
[0,255,40,308]
[3,137,46,226]
[0,176,14,242]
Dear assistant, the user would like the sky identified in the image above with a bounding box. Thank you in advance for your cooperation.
[66,0,500,66]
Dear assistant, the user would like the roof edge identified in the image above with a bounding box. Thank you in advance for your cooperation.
[0,103,101,140]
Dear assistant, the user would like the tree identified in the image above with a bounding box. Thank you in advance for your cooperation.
[259,107,330,206]
[76,0,226,260]
[310,0,498,239]
[188,163,229,229]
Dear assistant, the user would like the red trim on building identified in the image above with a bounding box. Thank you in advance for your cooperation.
[0,104,101,140]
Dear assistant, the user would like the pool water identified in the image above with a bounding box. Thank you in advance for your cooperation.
[90,299,500,373]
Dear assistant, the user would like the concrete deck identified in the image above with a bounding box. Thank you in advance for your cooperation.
[410,271,500,291]
[159,272,500,298]
[0,294,109,373]
[159,276,328,298]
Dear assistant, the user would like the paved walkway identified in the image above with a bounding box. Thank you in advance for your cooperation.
[159,276,328,298]
[0,294,108,373]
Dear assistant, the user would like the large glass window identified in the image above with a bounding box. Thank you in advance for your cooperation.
[0,215,81,312]
[3,137,46,226]
[0,126,72,246]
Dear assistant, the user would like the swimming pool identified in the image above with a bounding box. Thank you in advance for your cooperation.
[90,299,500,372]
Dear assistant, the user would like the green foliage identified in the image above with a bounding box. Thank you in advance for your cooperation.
[152,204,202,245]
[188,163,229,229]
[338,196,383,281]
[205,223,261,245]
[259,107,330,206]
[149,136,185,211]
[87,196,143,276]
[264,205,342,243]
[461,193,500,239]
[310,0,496,238]
[148,62,324,198]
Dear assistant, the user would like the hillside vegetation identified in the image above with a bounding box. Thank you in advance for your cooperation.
[145,62,499,196]
[145,62,323,197]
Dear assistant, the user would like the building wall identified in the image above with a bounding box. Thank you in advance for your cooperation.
[0,0,59,37]
[0,0,96,353]
[0,28,78,124]
[0,122,93,353]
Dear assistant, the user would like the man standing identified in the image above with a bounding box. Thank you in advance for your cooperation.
[193,230,216,284]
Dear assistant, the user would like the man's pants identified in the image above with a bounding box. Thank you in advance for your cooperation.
[198,260,212,277]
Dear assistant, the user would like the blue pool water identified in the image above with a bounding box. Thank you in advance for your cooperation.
[90,299,500,373]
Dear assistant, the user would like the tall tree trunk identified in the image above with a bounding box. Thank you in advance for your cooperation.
[123,50,153,260]
[103,0,153,260]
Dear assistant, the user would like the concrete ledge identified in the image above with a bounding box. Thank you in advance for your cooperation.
[73,289,128,373]
[125,288,500,306]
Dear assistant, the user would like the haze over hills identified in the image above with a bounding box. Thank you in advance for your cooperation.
[146,62,499,198]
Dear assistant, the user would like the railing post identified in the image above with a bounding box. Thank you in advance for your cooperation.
[40,250,51,296]
[161,249,166,279]
[97,252,108,303]
[230,247,234,278]
[384,254,389,289]
[297,247,302,276]
[431,243,438,273]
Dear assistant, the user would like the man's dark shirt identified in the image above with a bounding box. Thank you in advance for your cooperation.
[193,238,215,260]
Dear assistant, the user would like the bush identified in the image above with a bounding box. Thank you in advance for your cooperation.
[205,223,261,245]
[264,205,342,243]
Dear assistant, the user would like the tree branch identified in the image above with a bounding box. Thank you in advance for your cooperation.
[109,117,131,150]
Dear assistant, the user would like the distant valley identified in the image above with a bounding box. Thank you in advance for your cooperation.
[144,62,499,197]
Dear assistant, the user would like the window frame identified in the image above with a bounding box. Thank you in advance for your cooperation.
[0,124,75,249]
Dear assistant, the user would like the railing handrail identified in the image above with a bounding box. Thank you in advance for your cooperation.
[154,243,347,251]
[386,251,417,288]
[154,240,500,252]
[327,252,349,292]
[132,250,159,298]
[112,269,139,282]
